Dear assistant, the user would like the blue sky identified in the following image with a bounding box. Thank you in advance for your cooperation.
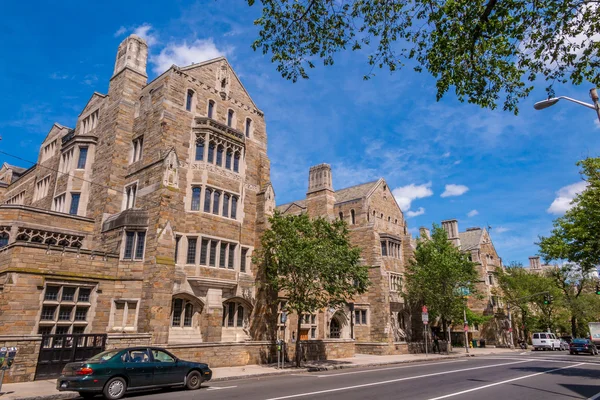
[1,0,599,266]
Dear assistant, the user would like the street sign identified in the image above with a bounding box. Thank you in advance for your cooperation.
[422,306,428,313]
[464,324,469,332]
[422,312,429,324]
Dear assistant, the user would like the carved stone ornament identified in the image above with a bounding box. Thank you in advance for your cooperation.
[163,151,179,188]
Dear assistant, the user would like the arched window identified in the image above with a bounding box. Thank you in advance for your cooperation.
[204,189,212,212]
[223,194,230,218]
[171,298,196,328]
[231,196,238,219]
[185,90,194,111]
[213,191,220,215]
[216,145,224,166]
[172,299,183,326]
[191,187,201,211]
[351,209,356,225]
[208,100,215,118]
[339,212,344,221]
[245,119,252,137]
[207,142,215,163]
[381,213,384,219]
[222,300,248,328]
[183,303,194,327]
[227,110,234,127]
[225,149,232,169]
[195,139,204,161]
[233,152,240,173]
[388,216,391,222]
[0,233,8,248]
[221,78,227,90]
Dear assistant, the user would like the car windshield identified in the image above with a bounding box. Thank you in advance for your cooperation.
[88,350,121,361]
[572,339,588,344]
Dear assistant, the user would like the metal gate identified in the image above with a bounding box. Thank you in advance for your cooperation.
[35,334,106,380]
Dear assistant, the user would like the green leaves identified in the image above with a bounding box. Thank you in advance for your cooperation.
[247,0,600,114]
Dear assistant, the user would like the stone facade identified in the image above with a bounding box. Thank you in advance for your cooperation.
[276,164,414,353]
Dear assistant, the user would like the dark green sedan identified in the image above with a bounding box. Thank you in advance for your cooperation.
[56,347,212,399]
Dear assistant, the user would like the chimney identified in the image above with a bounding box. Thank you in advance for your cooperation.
[529,256,541,269]
[441,219,461,248]
[419,227,431,240]
[306,164,335,218]
[113,34,148,79]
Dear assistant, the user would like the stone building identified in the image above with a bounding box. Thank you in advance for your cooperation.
[436,220,509,345]
[276,164,414,355]
[0,34,277,381]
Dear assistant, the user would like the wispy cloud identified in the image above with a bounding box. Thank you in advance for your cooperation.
[82,74,98,86]
[114,26,127,37]
[494,226,510,233]
[441,184,469,198]
[133,23,158,46]
[49,72,69,80]
[151,39,230,74]
[392,182,433,211]
[467,209,479,217]
[406,207,426,218]
[547,181,587,215]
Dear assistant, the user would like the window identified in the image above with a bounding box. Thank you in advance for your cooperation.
[59,148,74,174]
[69,193,80,215]
[78,288,91,302]
[127,349,149,363]
[123,231,145,260]
[191,187,201,211]
[81,110,99,134]
[227,109,234,127]
[45,286,59,301]
[208,100,215,118]
[216,145,223,166]
[225,150,232,169]
[195,139,204,161]
[172,298,183,326]
[53,194,66,213]
[76,147,88,169]
[210,241,217,266]
[124,183,137,209]
[223,194,230,218]
[41,306,57,320]
[0,233,8,248]
[207,142,215,163]
[204,188,212,212]
[231,196,238,219]
[355,309,368,325]
[233,152,240,173]
[228,244,236,270]
[6,191,25,205]
[111,300,138,330]
[219,242,227,268]
[184,303,194,327]
[175,235,181,263]
[339,212,344,221]
[222,301,247,328]
[240,247,249,273]
[187,238,197,264]
[488,274,494,285]
[200,239,209,265]
[58,306,73,321]
[186,89,194,111]
[39,284,94,334]
[153,349,176,363]
[213,191,220,215]
[245,119,252,137]
[42,140,57,162]
[131,136,143,163]
[351,209,355,225]
[390,273,402,293]
[34,175,51,201]
[62,287,76,302]
[381,241,387,256]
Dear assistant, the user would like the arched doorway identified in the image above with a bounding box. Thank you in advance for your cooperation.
[330,318,341,339]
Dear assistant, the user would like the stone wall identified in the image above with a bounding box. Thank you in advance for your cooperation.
[356,341,408,355]
[0,335,41,383]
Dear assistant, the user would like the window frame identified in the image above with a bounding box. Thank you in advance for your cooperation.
[69,192,81,215]
[122,230,146,261]
[76,147,88,170]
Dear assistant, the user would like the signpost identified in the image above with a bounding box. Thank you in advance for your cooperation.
[277,313,287,369]
[0,347,17,394]
[422,307,429,357]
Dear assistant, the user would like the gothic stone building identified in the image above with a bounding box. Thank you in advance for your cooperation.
[0,34,276,381]
[276,164,414,355]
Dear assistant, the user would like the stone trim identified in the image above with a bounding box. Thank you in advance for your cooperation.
[0,204,94,222]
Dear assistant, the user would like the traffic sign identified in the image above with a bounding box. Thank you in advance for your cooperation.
[422,306,428,313]
[422,312,429,324]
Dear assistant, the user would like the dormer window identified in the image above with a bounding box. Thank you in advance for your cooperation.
[186,90,194,112]
[208,100,215,119]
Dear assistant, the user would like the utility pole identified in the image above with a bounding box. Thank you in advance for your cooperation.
[507,303,514,349]
[463,307,470,353]
[591,88,600,124]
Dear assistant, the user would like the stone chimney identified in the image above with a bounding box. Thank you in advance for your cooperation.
[441,219,461,248]
[306,164,335,218]
[529,256,541,269]
[113,34,148,79]
[419,227,431,240]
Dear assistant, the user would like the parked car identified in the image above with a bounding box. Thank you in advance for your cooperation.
[559,339,570,350]
[56,347,212,400]
[532,332,561,351]
[570,338,599,355]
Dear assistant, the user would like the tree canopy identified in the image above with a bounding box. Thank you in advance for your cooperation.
[247,0,600,113]
[254,211,369,366]
[404,224,479,340]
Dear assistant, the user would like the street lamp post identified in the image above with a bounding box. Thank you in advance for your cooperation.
[463,307,470,354]
[533,88,600,123]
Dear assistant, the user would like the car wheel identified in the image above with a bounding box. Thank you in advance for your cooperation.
[103,377,127,400]
[78,393,96,399]
[186,370,203,390]
[570,351,574,355]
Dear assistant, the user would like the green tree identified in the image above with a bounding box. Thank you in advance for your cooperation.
[538,158,600,337]
[404,224,478,344]
[247,0,599,114]
[254,211,370,366]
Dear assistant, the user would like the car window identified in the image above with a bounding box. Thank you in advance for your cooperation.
[573,339,588,344]
[533,334,539,339]
[88,350,121,361]
[550,334,556,339]
[128,350,150,363]
[540,334,547,339]
[152,350,175,363]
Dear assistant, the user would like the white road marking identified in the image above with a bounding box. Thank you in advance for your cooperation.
[427,362,585,400]
[478,356,583,363]
[315,360,468,378]
[262,360,532,400]
[206,385,238,391]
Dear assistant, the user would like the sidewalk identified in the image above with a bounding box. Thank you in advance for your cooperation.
[0,347,518,400]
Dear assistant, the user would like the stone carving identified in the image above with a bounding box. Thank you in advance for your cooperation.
[163,151,179,188]
[245,183,259,192]
[216,63,230,100]
[15,227,83,248]
[390,311,408,342]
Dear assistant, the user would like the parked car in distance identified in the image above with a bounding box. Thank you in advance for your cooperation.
[559,339,570,351]
[532,332,561,351]
[56,347,212,400]
[569,338,598,355]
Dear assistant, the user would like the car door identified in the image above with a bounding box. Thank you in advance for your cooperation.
[150,349,183,386]
[123,349,154,388]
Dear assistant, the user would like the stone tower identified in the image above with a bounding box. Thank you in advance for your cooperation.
[442,219,461,248]
[306,163,336,218]
[113,34,148,78]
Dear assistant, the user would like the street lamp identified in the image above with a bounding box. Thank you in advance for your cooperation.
[533,88,600,123]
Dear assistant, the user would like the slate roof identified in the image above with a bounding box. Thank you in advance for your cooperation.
[276,200,307,213]
[459,228,483,251]
[3,163,26,175]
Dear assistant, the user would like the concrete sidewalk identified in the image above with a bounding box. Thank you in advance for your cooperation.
[0,347,518,400]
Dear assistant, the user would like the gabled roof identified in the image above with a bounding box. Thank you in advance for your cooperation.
[276,200,307,214]
[78,92,107,117]
[41,123,73,143]
[1,162,26,175]
[335,180,381,204]
[459,228,484,251]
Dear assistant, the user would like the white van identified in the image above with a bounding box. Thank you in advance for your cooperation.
[532,332,561,350]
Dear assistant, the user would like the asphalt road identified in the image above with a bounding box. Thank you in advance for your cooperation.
[81,351,600,400]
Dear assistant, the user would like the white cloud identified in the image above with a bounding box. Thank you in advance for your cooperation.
[595,119,600,129]
[49,72,69,80]
[547,181,587,215]
[406,207,425,218]
[133,24,158,46]
[114,26,127,37]
[151,39,230,74]
[441,184,469,198]
[392,182,433,211]
[442,152,451,158]
[467,209,479,217]
[494,227,510,233]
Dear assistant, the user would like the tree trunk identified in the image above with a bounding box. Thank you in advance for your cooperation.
[295,314,302,368]
[571,315,577,338]
[522,309,529,342]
